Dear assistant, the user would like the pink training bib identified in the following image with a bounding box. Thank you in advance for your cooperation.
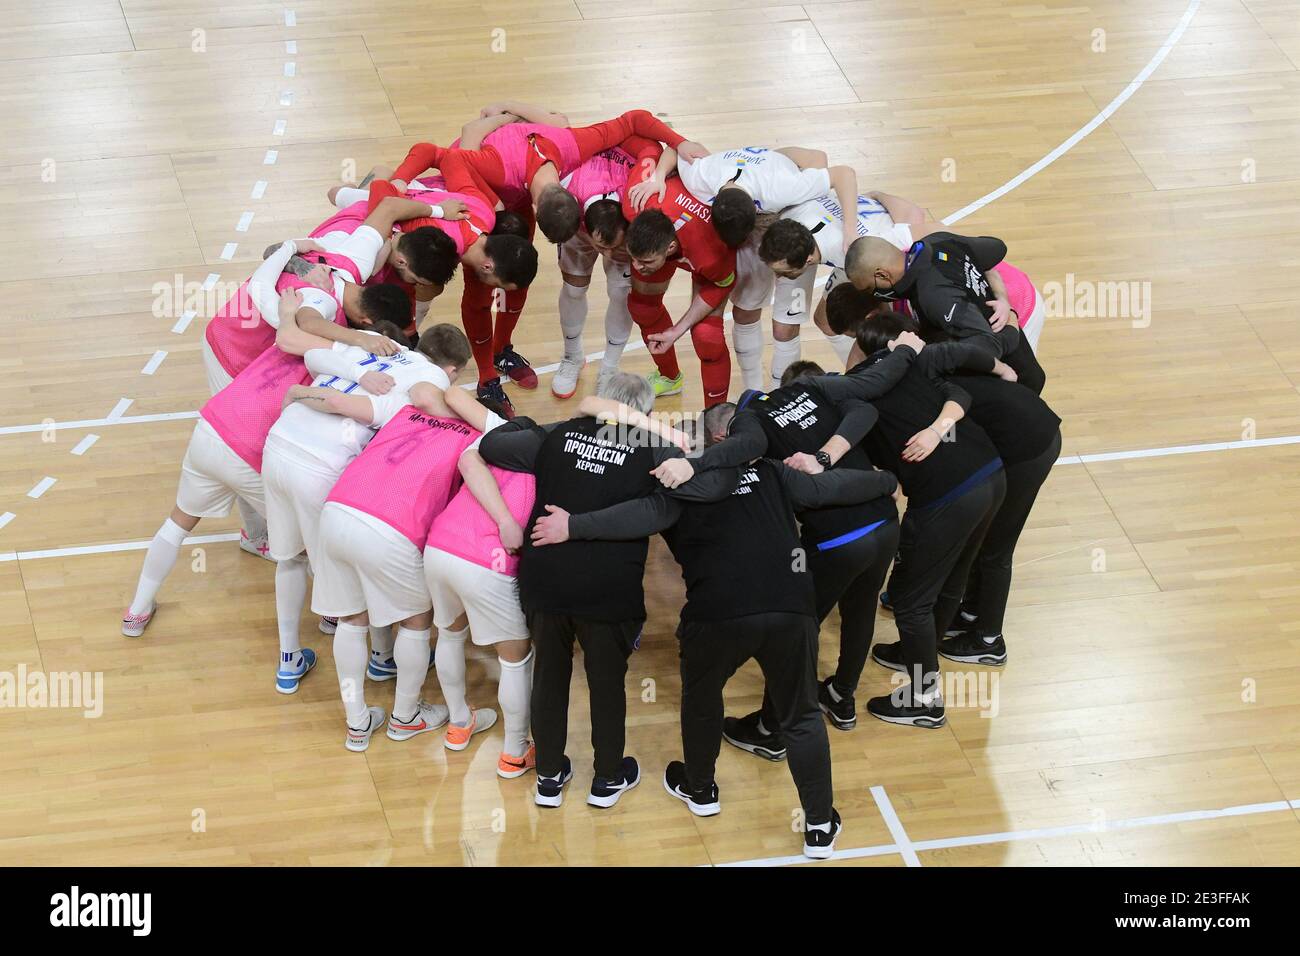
[427,466,537,577]
[990,261,1038,329]
[326,409,480,549]
[565,146,636,206]
[205,272,346,379]
[482,123,581,207]
[199,344,313,473]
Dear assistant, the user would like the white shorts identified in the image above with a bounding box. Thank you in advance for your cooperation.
[1020,286,1045,351]
[423,547,528,644]
[317,225,385,283]
[731,242,775,313]
[772,265,819,326]
[201,335,234,396]
[176,420,265,519]
[263,443,339,561]
[312,503,430,626]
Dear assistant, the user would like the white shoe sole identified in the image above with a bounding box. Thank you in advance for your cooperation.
[867,709,946,729]
[662,775,721,816]
[871,646,908,673]
[535,768,573,807]
[345,708,386,752]
[551,359,586,399]
[587,768,640,808]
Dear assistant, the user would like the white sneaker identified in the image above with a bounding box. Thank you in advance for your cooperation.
[386,700,451,741]
[345,706,387,752]
[552,355,586,399]
[595,363,618,397]
[239,530,273,562]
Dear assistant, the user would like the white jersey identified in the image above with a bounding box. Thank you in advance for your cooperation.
[265,335,450,476]
[678,147,830,211]
[315,225,386,283]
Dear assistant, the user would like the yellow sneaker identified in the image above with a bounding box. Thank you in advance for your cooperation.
[648,371,684,398]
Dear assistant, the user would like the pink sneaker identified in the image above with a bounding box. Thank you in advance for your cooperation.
[122,605,154,638]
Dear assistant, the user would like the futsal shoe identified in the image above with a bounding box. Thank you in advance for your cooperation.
[535,755,574,808]
[493,346,538,389]
[648,370,684,398]
[318,616,338,635]
[275,648,317,695]
[345,706,387,752]
[477,379,515,419]
[803,809,842,860]
[121,604,155,638]
[663,761,721,817]
[817,677,857,731]
[939,632,1007,666]
[444,707,498,751]
[386,700,451,741]
[722,711,787,761]
[551,355,586,399]
[866,693,946,729]
[366,653,397,682]
[498,743,537,779]
[870,641,907,673]
[239,530,273,561]
[588,756,640,808]
[878,590,894,613]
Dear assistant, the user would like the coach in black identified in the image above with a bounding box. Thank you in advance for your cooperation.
[479,372,736,811]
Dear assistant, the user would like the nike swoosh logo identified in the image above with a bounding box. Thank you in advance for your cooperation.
[943,304,955,323]
[785,309,801,316]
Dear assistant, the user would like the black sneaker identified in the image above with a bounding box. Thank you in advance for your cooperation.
[818,677,857,731]
[493,345,538,389]
[535,754,573,808]
[866,692,946,729]
[587,755,640,808]
[477,379,515,418]
[879,590,894,613]
[663,761,721,817]
[939,631,1007,666]
[722,711,786,761]
[870,641,907,673]
[803,808,842,860]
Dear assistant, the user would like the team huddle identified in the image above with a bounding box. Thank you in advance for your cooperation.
[120,100,1060,860]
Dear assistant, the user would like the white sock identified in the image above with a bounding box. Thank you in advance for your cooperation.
[498,650,534,757]
[392,625,432,721]
[275,554,309,657]
[128,518,189,615]
[558,282,588,361]
[433,625,470,725]
[333,622,370,726]
[731,320,765,391]
[369,623,394,659]
[237,498,266,541]
[601,291,633,372]
[826,333,854,366]
[769,335,802,390]
[333,186,368,208]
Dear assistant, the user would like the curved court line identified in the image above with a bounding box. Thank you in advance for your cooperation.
[942,0,1201,225]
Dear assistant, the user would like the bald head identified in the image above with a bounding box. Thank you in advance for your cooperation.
[844,236,906,292]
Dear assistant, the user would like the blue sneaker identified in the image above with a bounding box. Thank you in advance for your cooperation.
[366,654,397,682]
[276,648,317,695]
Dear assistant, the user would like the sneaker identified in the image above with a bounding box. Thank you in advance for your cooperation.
[663,760,720,817]
[366,654,397,682]
[493,345,538,389]
[595,363,618,397]
[588,756,641,808]
[551,355,586,399]
[444,707,498,751]
[866,692,946,729]
[318,616,338,635]
[648,370,684,398]
[870,641,907,673]
[535,755,574,808]
[803,808,842,860]
[498,742,537,779]
[275,648,317,695]
[386,700,451,741]
[477,379,515,418]
[879,590,894,613]
[345,706,387,752]
[722,711,786,761]
[818,677,857,731]
[121,604,155,638]
[239,530,273,561]
[939,631,1007,666]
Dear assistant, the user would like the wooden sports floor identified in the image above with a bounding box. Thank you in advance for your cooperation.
[2,0,1300,867]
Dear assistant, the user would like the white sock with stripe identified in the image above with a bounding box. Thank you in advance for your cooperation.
[128,518,188,616]
[275,553,309,662]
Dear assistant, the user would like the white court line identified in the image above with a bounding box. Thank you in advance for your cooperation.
[943,0,1201,225]
[140,350,167,375]
[718,796,1298,867]
[26,477,56,499]
[871,785,921,867]
[171,310,196,334]
[0,513,13,531]
[105,398,133,420]
[70,434,99,456]
[284,10,296,26]
[235,211,254,232]
[285,40,297,54]
[272,119,287,136]
[0,411,197,437]
[219,242,238,261]
[283,62,296,78]
[264,150,278,165]
[280,91,295,107]
[201,273,221,291]
[251,180,268,199]
[0,532,239,564]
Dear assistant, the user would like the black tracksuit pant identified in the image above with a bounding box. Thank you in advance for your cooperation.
[527,611,641,780]
[892,471,1007,698]
[679,612,833,824]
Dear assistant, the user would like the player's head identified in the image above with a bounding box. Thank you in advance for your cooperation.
[477,234,539,291]
[844,236,905,293]
[366,319,408,346]
[778,360,825,388]
[625,210,678,276]
[854,309,919,356]
[416,323,473,382]
[585,199,629,257]
[353,283,412,329]
[392,227,459,287]
[596,370,655,416]
[700,402,737,447]
[712,186,758,248]
[537,183,581,244]
[491,210,531,240]
[825,282,883,335]
[759,218,820,278]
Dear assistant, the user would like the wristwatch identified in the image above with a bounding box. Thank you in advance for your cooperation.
[814,450,833,470]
